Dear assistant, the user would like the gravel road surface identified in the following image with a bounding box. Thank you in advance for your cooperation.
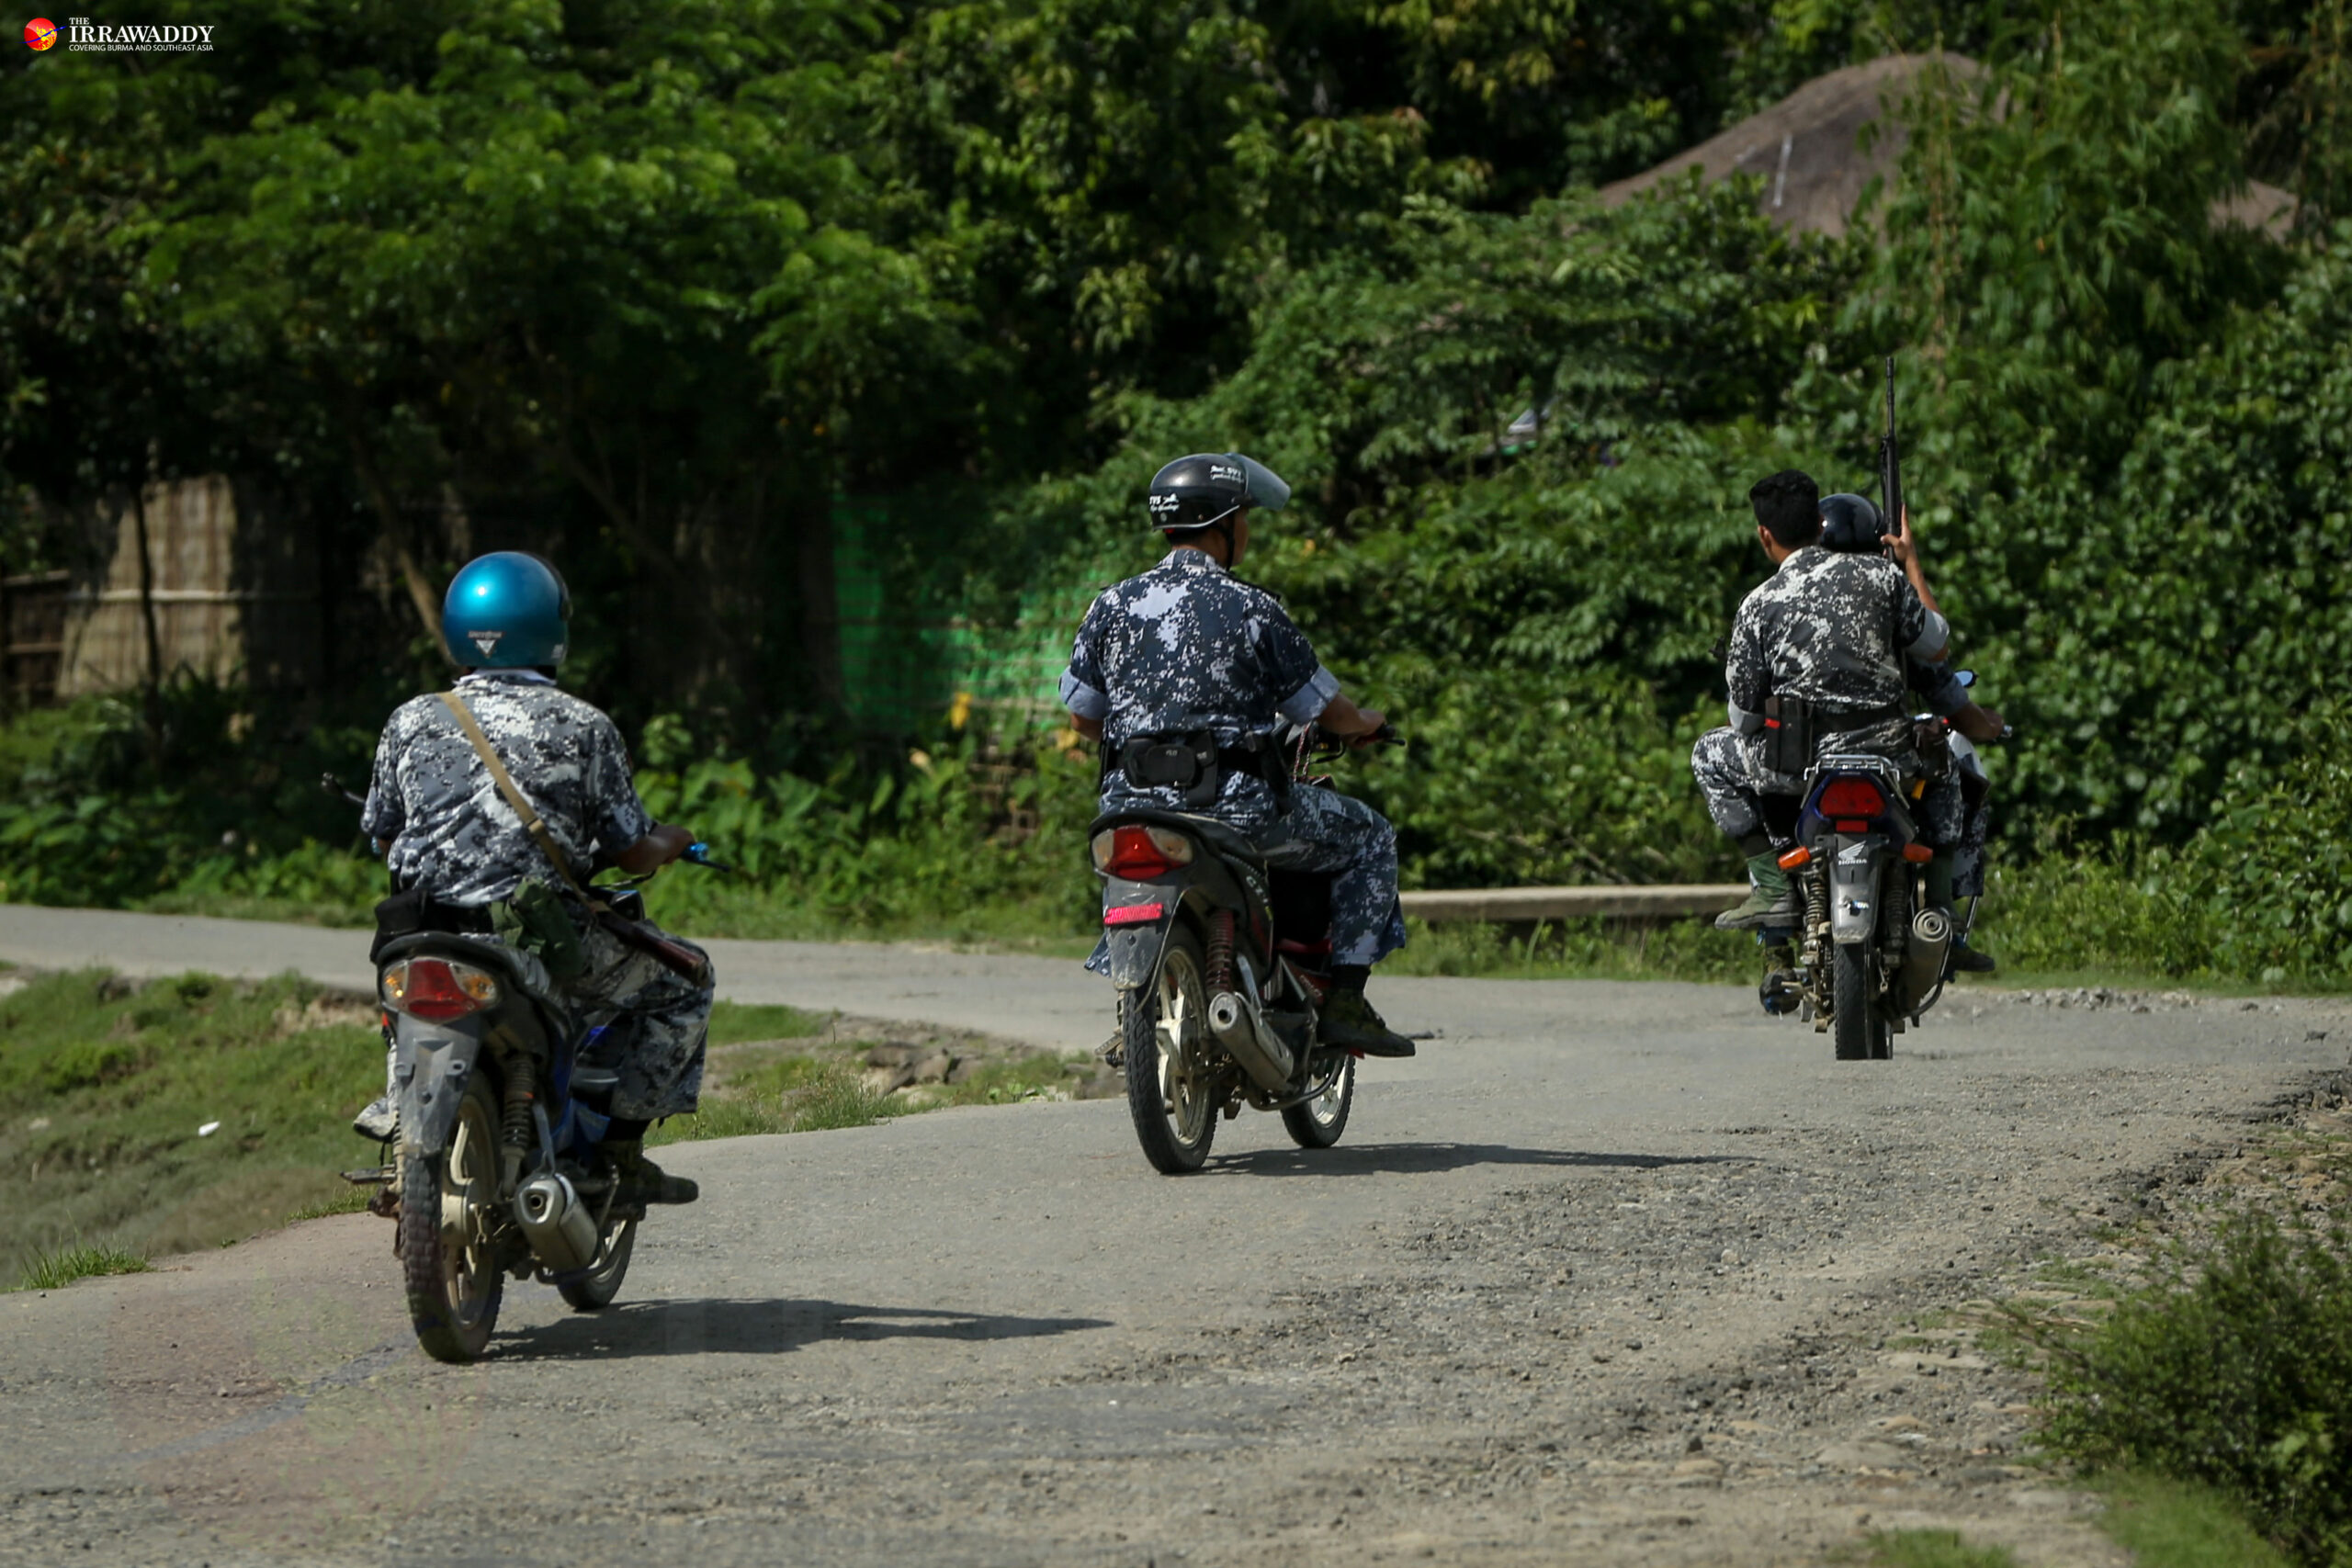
[1,907,2345,1567]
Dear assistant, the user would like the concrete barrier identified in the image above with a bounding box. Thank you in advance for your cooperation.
[1397,885,1747,923]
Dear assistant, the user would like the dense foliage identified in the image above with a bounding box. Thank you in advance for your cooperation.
[4,0,2352,978]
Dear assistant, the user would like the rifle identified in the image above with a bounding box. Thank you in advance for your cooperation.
[1879,355,1903,535]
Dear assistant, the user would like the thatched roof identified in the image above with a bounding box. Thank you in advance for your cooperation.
[1598,53,2295,238]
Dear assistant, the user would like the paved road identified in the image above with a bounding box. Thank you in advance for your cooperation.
[0,907,2346,1567]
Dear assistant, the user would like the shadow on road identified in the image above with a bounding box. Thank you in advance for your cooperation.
[1203,1142,1746,1179]
[494,1299,1114,1361]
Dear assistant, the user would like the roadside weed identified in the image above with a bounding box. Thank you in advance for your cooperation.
[2030,1211,2352,1564]
[19,1241,151,1291]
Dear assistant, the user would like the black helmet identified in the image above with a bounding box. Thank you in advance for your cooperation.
[1145,452,1292,533]
[1819,492,1886,552]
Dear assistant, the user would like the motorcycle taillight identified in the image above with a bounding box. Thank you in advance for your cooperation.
[1815,777,1887,818]
[380,958,499,1021]
[1091,824,1195,879]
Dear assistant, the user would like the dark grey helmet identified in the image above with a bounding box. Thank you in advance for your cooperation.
[1819,491,1886,552]
[1145,452,1291,532]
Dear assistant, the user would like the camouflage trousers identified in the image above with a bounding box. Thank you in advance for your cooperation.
[566,920,714,1121]
[1690,725,1966,848]
[1247,783,1408,968]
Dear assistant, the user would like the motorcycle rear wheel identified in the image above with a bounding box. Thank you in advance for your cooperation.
[1280,1053,1354,1149]
[400,1070,505,1362]
[1123,926,1218,1173]
[557,1213,638,1311]
[1832,942,1875,1062]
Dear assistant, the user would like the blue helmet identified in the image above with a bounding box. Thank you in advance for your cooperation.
[441,552,571,669]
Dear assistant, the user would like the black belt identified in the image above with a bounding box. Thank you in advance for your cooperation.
[1111,730,1288,809]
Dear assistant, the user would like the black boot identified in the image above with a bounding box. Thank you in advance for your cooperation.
[1948,942,1996,975]
[1320,966,1416,1057]
[605,1139,698,1205]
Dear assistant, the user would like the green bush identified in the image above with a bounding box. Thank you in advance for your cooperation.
[2037,1211,2352,1566]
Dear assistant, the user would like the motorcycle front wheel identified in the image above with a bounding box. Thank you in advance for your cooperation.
[400,1069,505,1362]
[1123,926,1219,1173]
[1281,1053,1354,1149]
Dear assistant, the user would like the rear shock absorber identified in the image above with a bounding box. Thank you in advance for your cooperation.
[1204,908,1236,996]
[1803,874,1831,1023]
[501,1055,537,1191]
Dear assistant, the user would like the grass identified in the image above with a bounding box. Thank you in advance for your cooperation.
[2096,1473,2294,1568]
[707,998,830,1045]
[18,1240,152,1291]
[0,967,386,1280]
[1860,1530,2016,1568]
[1382,915,1763,984]
[650,1043,1098,1148]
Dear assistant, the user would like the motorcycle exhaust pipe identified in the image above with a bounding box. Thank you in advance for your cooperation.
[514,1172,600,1273]
[1893,905,1954,1016]
[1208,989,1295,1093]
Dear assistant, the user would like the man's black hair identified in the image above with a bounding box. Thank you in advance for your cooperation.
[1748,468,1822,547]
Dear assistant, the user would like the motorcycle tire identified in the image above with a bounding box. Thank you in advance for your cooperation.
[1832,942,1876,1063]
[1280,1053,1355,1149]
[400,1069,505,1362]
[556,1213,638,1312]
[1123,925,1218,1174]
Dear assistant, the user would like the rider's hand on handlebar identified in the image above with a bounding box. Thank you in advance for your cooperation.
[614,823,696,877]
[1952,703,2006,743]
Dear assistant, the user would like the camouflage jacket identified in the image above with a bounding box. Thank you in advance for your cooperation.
[1724,546,1949,738]
[1060,548,1339,822]
[360,671,654,907]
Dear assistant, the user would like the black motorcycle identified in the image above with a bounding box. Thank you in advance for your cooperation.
[1091,725,1391,1173]
[1759,707,1998,1061]
[331,777,727,1360]
[367,927,644,1360]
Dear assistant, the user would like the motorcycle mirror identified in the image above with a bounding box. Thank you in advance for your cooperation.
[1953,669,1976,688]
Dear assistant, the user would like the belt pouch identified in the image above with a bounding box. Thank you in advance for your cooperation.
[1122,732,1220,808]
[1762,695,1815,775]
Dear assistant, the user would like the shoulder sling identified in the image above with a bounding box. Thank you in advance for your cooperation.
[437,691,709,982]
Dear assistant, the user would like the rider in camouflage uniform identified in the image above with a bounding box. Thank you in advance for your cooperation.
[356,552,708,1204]
[1061,453,1414,1057]
[1691,471,2002,931]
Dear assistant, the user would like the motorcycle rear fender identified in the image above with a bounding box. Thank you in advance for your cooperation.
[1827,834,1884,947]
[391,1014,491,1160]
[1099,839,1261,989]
[1101,870,1191,990]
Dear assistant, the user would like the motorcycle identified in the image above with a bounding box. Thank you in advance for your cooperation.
[1758,702,1999,1061]
[1090,724,1396,1173]
[331,776,727,1361]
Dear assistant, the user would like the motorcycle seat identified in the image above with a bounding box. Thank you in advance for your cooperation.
[1088,806,1266,868]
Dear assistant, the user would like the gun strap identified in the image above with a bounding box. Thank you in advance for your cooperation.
[436,690,601,908]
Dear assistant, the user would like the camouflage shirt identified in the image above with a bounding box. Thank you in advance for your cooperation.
[1724,546,1949,735]
[1061,548,1339,822]
[360,671,654,907]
